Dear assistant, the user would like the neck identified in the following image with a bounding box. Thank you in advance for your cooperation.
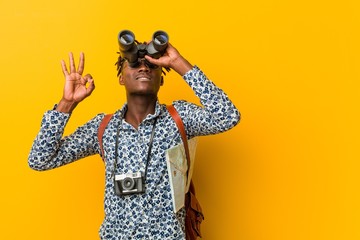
[124,95,157,129]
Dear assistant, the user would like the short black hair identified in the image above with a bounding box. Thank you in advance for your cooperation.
[115,54,127,77]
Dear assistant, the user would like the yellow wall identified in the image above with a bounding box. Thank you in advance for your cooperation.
[1,0,359,239]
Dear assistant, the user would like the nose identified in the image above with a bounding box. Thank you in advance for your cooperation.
[137,59,150,72]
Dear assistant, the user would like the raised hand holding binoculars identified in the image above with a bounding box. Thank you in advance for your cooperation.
[117,30,193,76]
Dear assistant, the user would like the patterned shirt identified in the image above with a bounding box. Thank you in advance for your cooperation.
[28,66,240,239]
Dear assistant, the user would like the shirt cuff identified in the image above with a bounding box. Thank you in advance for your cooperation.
[42,105,71,127]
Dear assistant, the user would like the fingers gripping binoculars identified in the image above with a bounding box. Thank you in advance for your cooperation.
[118,30,169,67]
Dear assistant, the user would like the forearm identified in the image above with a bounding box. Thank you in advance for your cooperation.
[28,111,100,171]
[178,66,240,135]
[28,110,71,170]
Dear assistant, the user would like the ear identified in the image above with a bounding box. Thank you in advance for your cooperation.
[119,74,125,85]
[160,76,164,86]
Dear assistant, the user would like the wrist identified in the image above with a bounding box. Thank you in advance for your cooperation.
[56,98,78,113]
[170,55,193,76]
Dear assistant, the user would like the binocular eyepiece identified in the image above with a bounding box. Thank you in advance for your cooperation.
[118,30,169,67]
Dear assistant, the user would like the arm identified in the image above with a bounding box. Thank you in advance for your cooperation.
[28,53,97,170]
[28,112,103,171]
[174,67,240,137]
[146,43,240,137]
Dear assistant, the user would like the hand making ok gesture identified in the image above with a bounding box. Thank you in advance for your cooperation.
[56,52,95,113]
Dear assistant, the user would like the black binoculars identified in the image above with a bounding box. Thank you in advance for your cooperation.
[118,30,169,68]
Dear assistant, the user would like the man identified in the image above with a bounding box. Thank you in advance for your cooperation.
[28,36,240,239]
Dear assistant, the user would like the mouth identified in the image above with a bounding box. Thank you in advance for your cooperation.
[136,75,151,81]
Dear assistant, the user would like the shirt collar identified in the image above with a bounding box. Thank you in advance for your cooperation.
[115,100,163,121]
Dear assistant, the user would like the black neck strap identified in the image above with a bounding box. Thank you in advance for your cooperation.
[112,117,158,180]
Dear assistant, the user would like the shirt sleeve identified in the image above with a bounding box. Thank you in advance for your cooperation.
[28,110,104,171]
[172,66,241,138]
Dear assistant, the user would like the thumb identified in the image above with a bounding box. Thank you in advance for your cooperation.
[144,55,162,66]
[86,78,95,96]
[83,74,95,96]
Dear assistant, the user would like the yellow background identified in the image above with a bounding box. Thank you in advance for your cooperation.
[1,0,359,239]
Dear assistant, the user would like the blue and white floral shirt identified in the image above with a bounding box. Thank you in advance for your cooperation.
[29,66,240,239]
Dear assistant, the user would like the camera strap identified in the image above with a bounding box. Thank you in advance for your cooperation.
[112,116,158,181]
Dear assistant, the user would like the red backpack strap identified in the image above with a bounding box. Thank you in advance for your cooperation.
[98,114,113,160]
[167,105,203,239]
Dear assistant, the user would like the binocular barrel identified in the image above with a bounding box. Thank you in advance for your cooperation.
[151,31,169,52]
[118,30,136,51]
[118,30,138,64]
[118,30,169,63]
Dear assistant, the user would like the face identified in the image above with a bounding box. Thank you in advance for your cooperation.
[119,59,163,97]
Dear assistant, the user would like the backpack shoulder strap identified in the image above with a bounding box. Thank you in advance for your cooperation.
[98,114,113,160]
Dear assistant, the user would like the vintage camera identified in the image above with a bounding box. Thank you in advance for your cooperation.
[118,30,169,67]
[114,172,145,196]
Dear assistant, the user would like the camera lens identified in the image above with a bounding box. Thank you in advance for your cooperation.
[121,177,135,190]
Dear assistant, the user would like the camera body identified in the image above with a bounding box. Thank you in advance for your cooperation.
[114,172,145,196]
[118,30,169,67]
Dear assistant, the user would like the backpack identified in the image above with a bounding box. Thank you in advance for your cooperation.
[97,105,204,239]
